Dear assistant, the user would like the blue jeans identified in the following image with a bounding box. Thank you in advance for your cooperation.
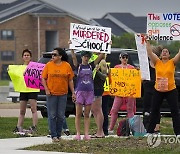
[47,94,67,138]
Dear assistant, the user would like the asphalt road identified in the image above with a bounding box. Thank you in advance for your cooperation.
[0,102,43,118]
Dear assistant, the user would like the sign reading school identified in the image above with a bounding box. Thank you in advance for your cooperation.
[147,13,180,41]
[69,23,111,53]
[110,68,141,98]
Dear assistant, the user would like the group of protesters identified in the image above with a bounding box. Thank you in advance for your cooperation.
[12,37,180,142]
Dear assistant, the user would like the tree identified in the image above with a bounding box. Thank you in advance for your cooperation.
[112,33,137,49]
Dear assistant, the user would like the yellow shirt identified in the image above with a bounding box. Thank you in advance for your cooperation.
[155,59,176,91]
[42,61,74,95]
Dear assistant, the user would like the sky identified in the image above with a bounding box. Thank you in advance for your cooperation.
[0,0,180,20]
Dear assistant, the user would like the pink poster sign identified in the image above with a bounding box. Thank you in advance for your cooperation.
[24,62,45,90]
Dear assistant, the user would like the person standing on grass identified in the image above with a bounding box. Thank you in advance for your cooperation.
[146,38,180,135]
[42,48,75,142]
[142,45,162,133]
[108,52,136,134]
[70,44,105,140]
[70,50,94,141]
[13,49,38,134]
[91,55,108,138]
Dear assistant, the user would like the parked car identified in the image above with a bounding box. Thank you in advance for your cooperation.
[8,48,180,117]
[37,48,141,117]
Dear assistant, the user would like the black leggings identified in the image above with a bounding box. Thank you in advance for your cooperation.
[143,81,161,124]
[147,89,180,135]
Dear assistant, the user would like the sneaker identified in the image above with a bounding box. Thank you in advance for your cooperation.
[47,133,51,138]
[74,135,81,140]
[52,137,59,142]
[63,130,70,136]
[83,135,91,140]
[108,130,114,135]
[29,126,37,133]
[13,126,23,133]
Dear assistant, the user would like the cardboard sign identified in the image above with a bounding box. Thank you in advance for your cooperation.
[109,68,141,98]
[147,13,180,41]
[8,65,39,92]
[24,62,45,90]
[135,33,150,80]
[69,23,111,53]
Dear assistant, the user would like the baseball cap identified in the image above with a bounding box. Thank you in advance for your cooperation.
[80,51,92,57]
[119,52,128,58]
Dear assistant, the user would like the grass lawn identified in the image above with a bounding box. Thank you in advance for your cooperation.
[0,80,9,86]
[0,116,180,153]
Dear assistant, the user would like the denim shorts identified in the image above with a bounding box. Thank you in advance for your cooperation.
[75,91,94,105]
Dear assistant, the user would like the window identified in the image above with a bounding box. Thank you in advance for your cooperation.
[1,51,14,61]
[47,19,57,25]
[1,30,14,40]
[1,64,10,80]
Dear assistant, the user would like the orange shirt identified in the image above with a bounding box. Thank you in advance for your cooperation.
[155,59,176,91]
[42,61,74,95]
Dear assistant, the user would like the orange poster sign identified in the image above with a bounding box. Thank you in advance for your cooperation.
[110,68,141,98]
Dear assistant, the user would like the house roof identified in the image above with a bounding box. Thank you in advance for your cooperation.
[0,0,89,24]
[91,12,146,36]
[90,18,126,36]
[0,0,27,11]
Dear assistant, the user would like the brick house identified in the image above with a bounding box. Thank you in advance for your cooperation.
[0,0,89,79]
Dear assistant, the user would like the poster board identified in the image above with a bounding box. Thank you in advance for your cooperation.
[69,23,111,53]
[109,68,141,98]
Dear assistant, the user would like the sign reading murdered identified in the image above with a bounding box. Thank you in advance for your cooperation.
[8,65,39,92]
[110,68,141,98]
[69,23,111,53]
[24,62,45,90]
[147,13,180,41]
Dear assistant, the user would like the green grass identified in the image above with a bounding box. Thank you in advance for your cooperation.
[0,80,9,86]
[0,116,178,153]
[26,137,180,154]
[0,117,97,138]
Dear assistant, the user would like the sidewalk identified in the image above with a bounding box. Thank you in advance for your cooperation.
[0,135,84,154]
[0,103,43,118]
[0,134,119,154]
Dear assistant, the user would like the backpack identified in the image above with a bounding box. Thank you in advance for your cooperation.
[129,115,146,137]
[117,119,130,136]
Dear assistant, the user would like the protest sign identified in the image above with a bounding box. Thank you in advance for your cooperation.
[147,13,180,41]
[69,23,111,53]
[24,62,45,90]
[109,68,141,98]
[135,33,150,80]
[104,77,110,91]
[8,65,39,92]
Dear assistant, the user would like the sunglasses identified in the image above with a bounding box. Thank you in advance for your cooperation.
[52,53,59,57]
[121,55,128,59]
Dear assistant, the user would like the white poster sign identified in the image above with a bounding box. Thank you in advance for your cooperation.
[147,13,180,41]
[135,33,150,80]
[69,23,111,53]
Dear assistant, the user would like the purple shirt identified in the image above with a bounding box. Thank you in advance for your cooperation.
[75,64,94,91]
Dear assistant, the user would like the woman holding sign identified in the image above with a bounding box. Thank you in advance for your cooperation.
[146,39,180,135]
[13,49,38,134]
[108,52,136,134]
[42,48,75,142]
